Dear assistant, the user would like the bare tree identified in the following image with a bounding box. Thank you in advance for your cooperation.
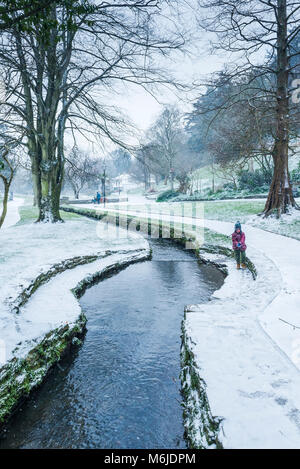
[174,146,200,193]
[0,1,187,222]
[198,0,300,217]
[147,105,185,190]
[64,146,99,199]
[134,145,154,190]
[136,105,200,193]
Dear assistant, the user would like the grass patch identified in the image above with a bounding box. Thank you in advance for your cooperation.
[17,205,83,225]
[106,200,265,223]
[203,200,265,223]
[203,228,231,247]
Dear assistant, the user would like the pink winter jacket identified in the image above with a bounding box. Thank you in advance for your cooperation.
[232,231,247,251]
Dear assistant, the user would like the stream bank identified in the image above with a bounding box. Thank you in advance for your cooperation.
[0,239,224,449]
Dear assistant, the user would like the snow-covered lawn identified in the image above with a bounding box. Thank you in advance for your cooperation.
[0,201,148,366]
[74,203,300,448]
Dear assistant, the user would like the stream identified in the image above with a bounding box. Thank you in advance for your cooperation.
[0,239,224,449]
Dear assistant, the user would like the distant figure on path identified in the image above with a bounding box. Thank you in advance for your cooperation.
[232,221,247,270]
[96,191,101,204]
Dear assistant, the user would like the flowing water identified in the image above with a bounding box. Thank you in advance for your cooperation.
[0,240,224,449]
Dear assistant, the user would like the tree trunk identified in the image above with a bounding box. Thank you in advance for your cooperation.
[170,174,174,191]
[178,175,189,193]
[36,142,63,223]
[51,176,63,222]
[263,0,298,217]
[27,138,41,208]
[0,180,10,228]
[38,181,63,222]
[32,166,41,207]
[144,167,150,191]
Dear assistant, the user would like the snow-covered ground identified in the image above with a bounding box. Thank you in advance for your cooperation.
[1,198,24,229]
[247,208,300,239]
[3,197,300,448]
[0,203,148,366]
[14,248,148,362]
[74,203,300,368]
[80,204,300,448]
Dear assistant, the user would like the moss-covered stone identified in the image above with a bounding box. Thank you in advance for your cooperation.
[11,254,99,313]
[0,314,87,428]
[0,243,149,432]
[180,321,224,449]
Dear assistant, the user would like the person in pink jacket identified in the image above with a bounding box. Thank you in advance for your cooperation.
[232,221,247,269]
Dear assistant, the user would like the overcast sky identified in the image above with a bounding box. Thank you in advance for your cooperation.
[115,50,226,131]
[69,48,227,156]
[66,3,229,156]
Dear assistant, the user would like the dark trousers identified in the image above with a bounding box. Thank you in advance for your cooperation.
[234,249,246,264]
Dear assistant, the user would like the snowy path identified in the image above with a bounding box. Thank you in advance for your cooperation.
[78,204,300,448]
[1,198,24,229]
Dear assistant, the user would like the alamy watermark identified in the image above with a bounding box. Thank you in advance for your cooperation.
[95,202,204,250]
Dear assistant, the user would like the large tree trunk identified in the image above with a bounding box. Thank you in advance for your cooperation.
[31,159,41,208]
[38,174,63,222]
[263,0,298,217]
[36,140,63,223]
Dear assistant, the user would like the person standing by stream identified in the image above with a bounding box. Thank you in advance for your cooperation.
[232,221,247,270]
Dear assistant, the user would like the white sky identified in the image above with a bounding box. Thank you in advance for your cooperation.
[66,3,231,156]
[69,48,227,156]
[115,51,226,131]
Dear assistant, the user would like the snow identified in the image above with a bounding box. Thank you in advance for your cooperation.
[87,203,300,448]
[91,205,300,371]
[2,197,300,448]
[1,198,24,228]
[14,249,149,362]
[202,218,300,370]
[247,208,300,239]
[0,206,149,366]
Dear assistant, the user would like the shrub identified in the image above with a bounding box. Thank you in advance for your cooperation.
[291,166,300,184]
[238,169,273,192]
[156,190,180,202]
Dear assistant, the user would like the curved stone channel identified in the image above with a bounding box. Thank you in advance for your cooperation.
[0,239,224,449]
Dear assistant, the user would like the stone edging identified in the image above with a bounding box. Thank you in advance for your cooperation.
[181,319,224,449]
[0,247,150,430]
